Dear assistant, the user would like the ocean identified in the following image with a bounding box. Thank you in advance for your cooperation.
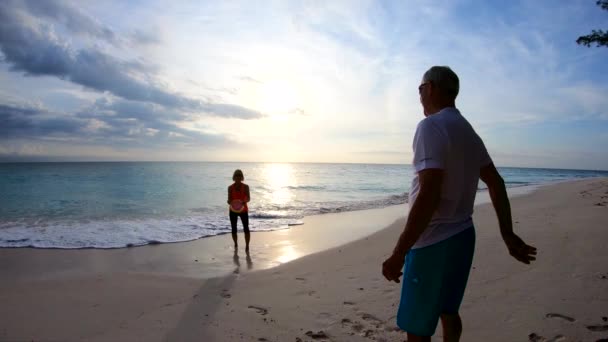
[1,162,606,249]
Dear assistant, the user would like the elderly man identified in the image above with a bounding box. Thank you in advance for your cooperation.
[382,66,537,342]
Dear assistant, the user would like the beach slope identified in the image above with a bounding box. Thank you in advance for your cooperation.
[1,178,607,341]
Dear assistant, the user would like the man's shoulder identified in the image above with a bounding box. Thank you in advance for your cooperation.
[420,108,470,132]
[416,116,445,137]
[415,116,434,131]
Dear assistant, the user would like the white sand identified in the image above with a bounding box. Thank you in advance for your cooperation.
[1,178,607,341]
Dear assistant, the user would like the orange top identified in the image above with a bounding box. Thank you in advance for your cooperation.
[228,183,249,212]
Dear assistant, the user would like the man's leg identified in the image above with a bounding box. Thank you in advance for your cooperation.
[397,247,444,338]
[440,313,462,342]
[439,228,474,342]
[406,333,431,342]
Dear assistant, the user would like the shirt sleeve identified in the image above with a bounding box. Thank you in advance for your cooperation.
[412,119,447,172]
[477,134,493,167]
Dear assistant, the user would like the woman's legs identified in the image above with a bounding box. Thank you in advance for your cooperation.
[241,212,250,253]
[229,211,239,248]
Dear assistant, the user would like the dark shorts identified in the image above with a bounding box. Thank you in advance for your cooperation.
[397,227,475,336]
[229,210,249,234]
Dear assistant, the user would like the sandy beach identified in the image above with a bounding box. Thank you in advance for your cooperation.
[1,178,607,341]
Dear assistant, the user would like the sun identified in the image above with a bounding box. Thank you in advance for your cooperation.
[258,80,299,120]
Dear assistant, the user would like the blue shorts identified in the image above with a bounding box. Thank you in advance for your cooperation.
[396,227,475,336]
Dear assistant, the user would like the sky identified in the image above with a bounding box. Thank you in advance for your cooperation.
[0,0,607,170]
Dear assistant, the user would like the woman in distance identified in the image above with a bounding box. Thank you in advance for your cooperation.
[227,169,251,253]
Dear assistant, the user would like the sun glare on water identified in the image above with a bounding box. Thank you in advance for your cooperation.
[261,163,295,206]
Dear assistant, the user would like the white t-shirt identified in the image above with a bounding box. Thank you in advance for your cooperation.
[409,107,492,249]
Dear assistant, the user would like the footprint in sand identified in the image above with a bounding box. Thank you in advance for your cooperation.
[343,301,355,306]
[342,312,388,339]
[529,333,566,342]
[359,312,384,326]
[362,329,375,338]
[317,312,332,319]
[546,313,576,322]
[341,318,364,332]
[220,290,231,299]
[351,322,365,333]
[587,325,608,332]
[383,325,401,332]
[248,305,269,316]
[304,330,329,340]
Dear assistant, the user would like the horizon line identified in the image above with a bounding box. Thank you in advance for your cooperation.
[1,160,608,172]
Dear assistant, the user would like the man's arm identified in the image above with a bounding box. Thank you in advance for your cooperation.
[382,168,443,282]
[393,168,443,259]
[480,163,537,264]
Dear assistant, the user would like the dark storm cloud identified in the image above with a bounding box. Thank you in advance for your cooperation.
[0,100,232,148]
[0,103,85,138]
[20,0,119,45]
[0,0,262,120]
[17,0,162,47]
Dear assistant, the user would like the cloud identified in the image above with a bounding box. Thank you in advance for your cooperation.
[289,108,308,116]
[0,0,262,120]
[238,76,262,84]
[20,0,119,44]
[14,0,161,47]
[130,28,162,46]
[0,99,235,150]
[0,103,84,139]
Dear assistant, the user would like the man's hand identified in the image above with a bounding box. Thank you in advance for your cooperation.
[382,253,404,283]
[502,232,537,264]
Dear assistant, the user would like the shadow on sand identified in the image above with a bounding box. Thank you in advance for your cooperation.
[165,250,253,341]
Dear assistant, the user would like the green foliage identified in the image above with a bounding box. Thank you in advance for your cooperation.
[577,0,608,47]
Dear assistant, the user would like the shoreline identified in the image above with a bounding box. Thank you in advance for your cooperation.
[0,181,544,282]
[0,172,576,250]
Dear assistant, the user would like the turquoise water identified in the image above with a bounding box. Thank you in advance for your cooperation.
[0,162,606,249]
